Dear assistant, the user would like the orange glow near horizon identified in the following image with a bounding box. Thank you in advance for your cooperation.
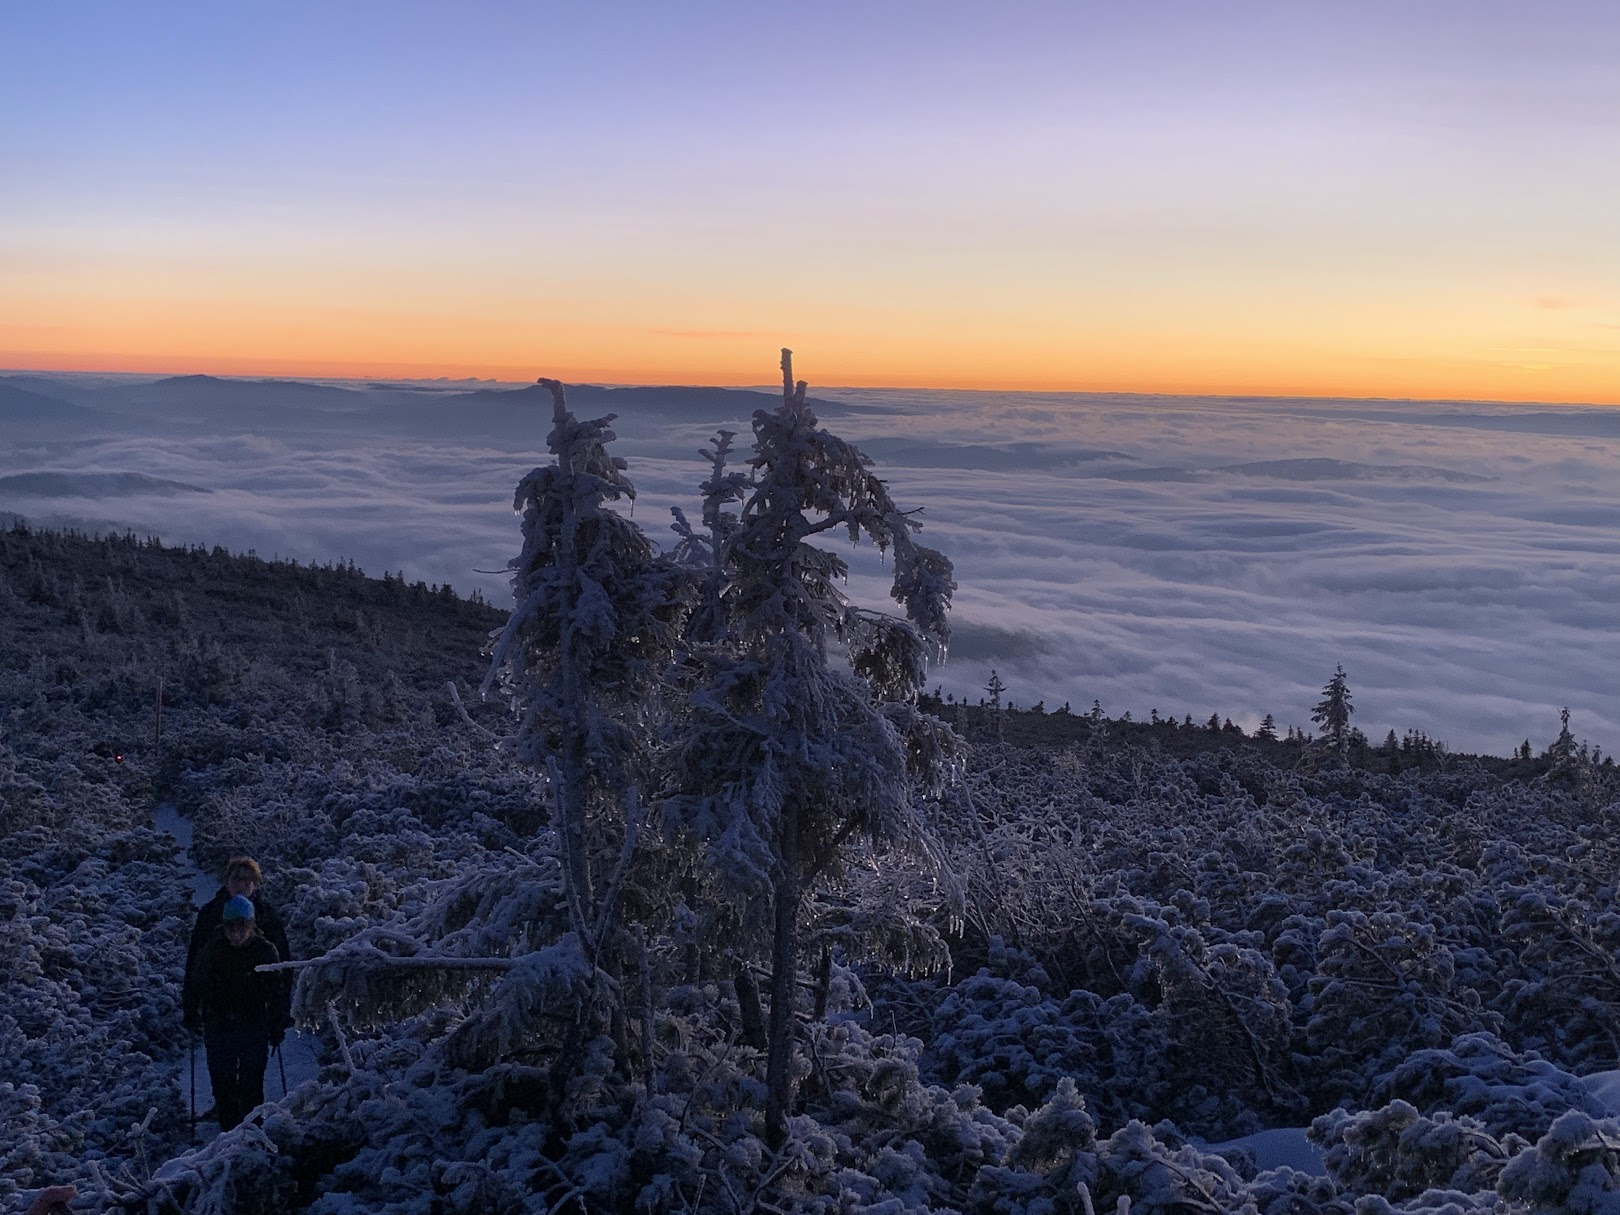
[5,253,1618,404]
[6,331,1618,406]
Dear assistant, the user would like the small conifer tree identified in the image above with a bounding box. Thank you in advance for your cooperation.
[1312,665,1355,758]
[985,669,1007,741]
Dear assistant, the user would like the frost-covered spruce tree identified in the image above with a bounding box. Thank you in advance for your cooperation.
[479,378,688,1039]
[1312,664,1355,759]
[667,349,958,1145]
[669,427,749,646]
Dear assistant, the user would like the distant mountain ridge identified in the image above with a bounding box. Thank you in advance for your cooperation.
[0,471,211,498]
[436,381,863,417]
[0,379,113,436]
[86,373,376,414]
[0,380,74,413]
[382,382,869,444]
[9,373,854,415]
[1,375,863,447]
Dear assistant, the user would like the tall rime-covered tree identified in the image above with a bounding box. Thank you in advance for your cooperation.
[667,350,959,1145]
[1312,665,1355,759]
[482,379,687,977]
[669,428,749,646]
[284,384,691,1077]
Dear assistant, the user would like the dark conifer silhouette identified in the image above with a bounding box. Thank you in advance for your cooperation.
[1312,665,1355,758]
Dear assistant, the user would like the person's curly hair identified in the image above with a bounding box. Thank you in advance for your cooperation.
[225,855,263,885]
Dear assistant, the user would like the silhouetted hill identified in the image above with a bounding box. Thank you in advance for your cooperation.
[440,382,863,418]
[366,382,865,446]
[86,373,380,417]
[556,383,867,418]
[3,374,94,400]
[4,375,870,447]
[0,471,210,498]
[0,380,112,437]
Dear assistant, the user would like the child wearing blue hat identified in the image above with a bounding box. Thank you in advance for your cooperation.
[185,855,292,1002]
[182,894,292,1129]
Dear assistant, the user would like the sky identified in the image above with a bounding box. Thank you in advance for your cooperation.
[4,1,1619,400]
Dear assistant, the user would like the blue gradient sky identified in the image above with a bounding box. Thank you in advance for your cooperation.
[5,1,1618,397]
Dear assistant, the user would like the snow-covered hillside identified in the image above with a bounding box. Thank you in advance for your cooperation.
[4,379,1619,1212]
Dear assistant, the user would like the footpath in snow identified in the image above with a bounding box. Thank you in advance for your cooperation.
[1202,1127,1325,1176]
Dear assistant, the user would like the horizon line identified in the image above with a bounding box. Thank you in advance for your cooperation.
[5,364,1618,412]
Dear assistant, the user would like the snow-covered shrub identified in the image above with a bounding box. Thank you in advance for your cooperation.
[1305,909,1495,1102]
[1375,1032,1603,1141]
[1312,1100,1511,1202]
[148,1119,300,1215]
[0,828,191,1204]
[974,1111,1253,1215]
[926,969,1172,1127]
[1496,1109,1620,1213]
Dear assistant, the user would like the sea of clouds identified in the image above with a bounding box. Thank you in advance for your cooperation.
[4,371,1616,755]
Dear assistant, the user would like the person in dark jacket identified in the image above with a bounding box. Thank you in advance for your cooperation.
[183,895,290,1130]
[186,855,291,987]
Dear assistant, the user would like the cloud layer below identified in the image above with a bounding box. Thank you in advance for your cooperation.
[4,374,1615,755]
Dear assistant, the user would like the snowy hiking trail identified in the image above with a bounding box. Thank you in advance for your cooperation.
[154,802,320,1143]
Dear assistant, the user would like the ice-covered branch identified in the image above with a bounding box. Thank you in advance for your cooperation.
[259,953,519,973]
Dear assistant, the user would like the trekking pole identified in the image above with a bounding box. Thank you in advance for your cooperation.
[276,1041,289,1098]
[188,1031,197,1134]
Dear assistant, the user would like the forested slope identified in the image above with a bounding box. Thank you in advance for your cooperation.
[0,524,528,1205]
[4,509,1619,1214]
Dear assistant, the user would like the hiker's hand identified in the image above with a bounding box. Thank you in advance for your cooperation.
[270,1027,286,1049]
[183,1011,200,1033]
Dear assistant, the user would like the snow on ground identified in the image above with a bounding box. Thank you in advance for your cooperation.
[1192,1071,1620,1180]
[1582,1069,1620,1116]
[176,1030,323,1143]
[1203,1128,1326,1177]
[153,802,224,907]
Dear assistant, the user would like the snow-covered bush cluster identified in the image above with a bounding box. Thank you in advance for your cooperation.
[0,824,190,1204]
[0,525,520,1206]
[915,738,1620,1142]
[5,359,1619,1213]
